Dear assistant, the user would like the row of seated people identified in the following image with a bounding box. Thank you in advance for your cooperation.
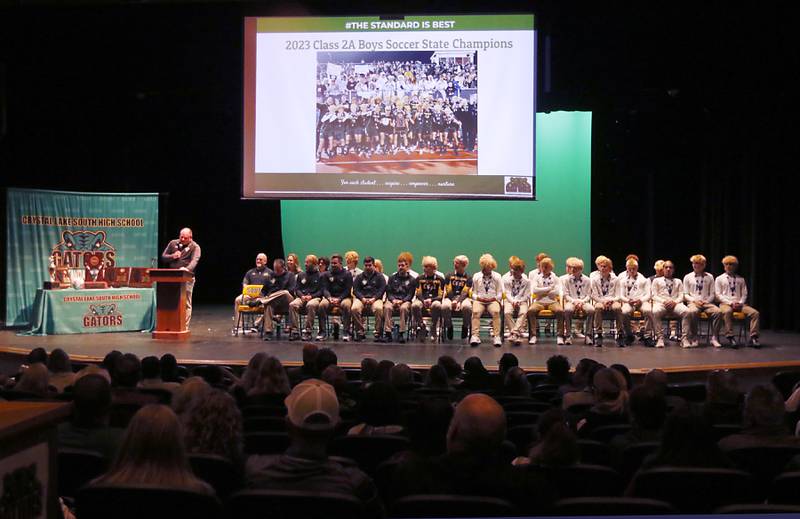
[8,346,800,517]
[233,250,761,349]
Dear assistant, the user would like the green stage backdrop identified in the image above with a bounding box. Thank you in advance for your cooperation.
[5,189,159,326]
[281,111,591,275]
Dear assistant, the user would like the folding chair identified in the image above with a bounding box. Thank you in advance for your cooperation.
[234,284,264,336]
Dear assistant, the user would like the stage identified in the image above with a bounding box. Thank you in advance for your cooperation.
[1,305,798,382]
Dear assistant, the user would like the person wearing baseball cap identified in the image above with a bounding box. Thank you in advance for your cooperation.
[245,379,382,516]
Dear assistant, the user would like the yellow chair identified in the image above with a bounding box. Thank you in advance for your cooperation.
[732,311,748,342]
[235,284,263,336]
[531,294,558,337]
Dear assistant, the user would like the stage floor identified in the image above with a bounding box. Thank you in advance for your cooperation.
[2,305,799,374]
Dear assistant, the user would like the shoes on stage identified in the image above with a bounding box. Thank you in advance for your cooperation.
[342,334,351,342]
[315,332,327,341]
[727,335,738,348]
[749,336,761,349]
[564,335,572,345]
[289,332,300,341]
[655,338,665,348]
[643,337,655,347]
[470,335,480,346]
[594,333,603,347]
[681,338,693,348]
[301,331,312,341]
[493,336,502,347]
[710,336,722,348]
[669,334,679,342]
[230,327,240,336]
[556,336,565,345]
[354,333,366,342]
[263,332,274,342]
[249,327,260,334]
[528,335,537,345]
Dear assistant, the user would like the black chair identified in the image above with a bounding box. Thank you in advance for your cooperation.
[329,435,410,476]
[715,503,800,514]
[531,389,559,403]
[525,373,547,388]
[772,371,800,400]
[618,442,660,482]
[390,494,515,518]
[631,467,756,513]
[243,416,287,433]
[709,423,742,442]
[243,431,291,455]
[727,445,800,498]
[227,489,363,519]
[532,383,560,392]
[506,425,539,455]
[505,411,540,429]
[76,484,223,519]
[589,424,632,443]
[188,454,241,499]
[577,439,612,466]
[551,496,677,516]
[108,402,141,428]
[538,464,623,498]
[240,404,287,418]
[768,471,800,504]
[137,388,172,405]
[501,400,551,414]
[57,449,108,499]
[666,382,706,402]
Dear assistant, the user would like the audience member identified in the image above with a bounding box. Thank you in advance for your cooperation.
[643,368,688,413]
[247,356,291,406]
[517,408,579,467]
[637,413,732,472]
[160,353,182,383]
[609,363,633,391]
[376,359,395,383]
[498,353,519,379]
[230,352,266,405]
[349,381,403,435]
[437,356,463,386]
[58,374,124,460]
[392,394,555,513]
[47,348,75,393]
[460,357,492,391]
[14,363,51,397]
[111,354,159,408]
[183,389,245,470]
[138,355,180,393]
[245,379,381,516]
[576,367,629,437]
[101,350,122,382]
[502,367,531,397]
[26,347,48,366]
[360,357,379,388]
[424,365,451,390]
[288,344,319,385]
[542,355,571,387]
[389,363,417,397]
[718,384,800,451]
[703,369,743,425]
[91,404,214,494]
[172,376,212,421]
[315,347,339,376]
[322,365,357,415]
[611,384,667,455]
[562,360,602,410]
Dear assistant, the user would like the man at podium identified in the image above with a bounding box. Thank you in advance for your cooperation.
[161,227,201,327]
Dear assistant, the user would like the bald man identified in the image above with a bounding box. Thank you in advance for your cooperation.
[392,393,555,513]
[161,227,201,327]
[232,253,273,334]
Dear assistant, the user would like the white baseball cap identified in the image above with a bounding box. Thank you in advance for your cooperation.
[284,379,340,430]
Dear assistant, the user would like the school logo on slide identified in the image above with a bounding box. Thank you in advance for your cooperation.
[83,303,123,328]
[51,230,116,269]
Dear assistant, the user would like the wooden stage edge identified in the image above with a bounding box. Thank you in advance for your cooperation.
[2,305,799,375]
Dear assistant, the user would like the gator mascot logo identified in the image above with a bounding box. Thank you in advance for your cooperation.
[83,303,123,328]
[51,230,116,269]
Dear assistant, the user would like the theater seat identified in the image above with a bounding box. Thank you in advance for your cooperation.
[188,453,241,499]
[329,435,410,476]
[631,466,756,513]
[76,484,222,519]
[227,489,363,519]
[768,471,800,504]
[57,448,108,499]
[551,496,677,516]
[390,494,515,518]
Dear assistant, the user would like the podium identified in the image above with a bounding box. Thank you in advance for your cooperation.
[150,268,193,340]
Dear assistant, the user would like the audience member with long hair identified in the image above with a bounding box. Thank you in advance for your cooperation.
[183,389,244,470]
[91,404,214,495]
[247,356,291,405]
